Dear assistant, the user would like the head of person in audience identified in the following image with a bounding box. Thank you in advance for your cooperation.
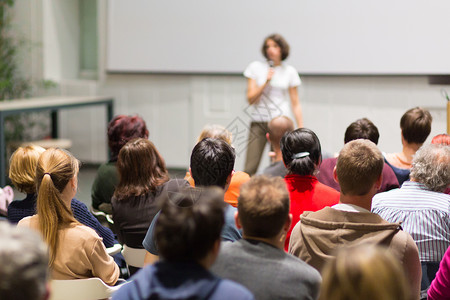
[9,145,45,195]
[431,133,450,146]
[35,148,80,266]
[114,138,169,200]
[0,222,50,300]
[107,114,149,161]
[197,124,232,145]
[155,187,225,268]
[237,175,291,249]
[400,107,432,146]
[262,33,290,63]
[335,140,384,204]
[320,244,409,300]
[280,128,322,176]
[267,116,295,156]
[409,144,450,192]
[190,138,235,190]
[344,118,379,145]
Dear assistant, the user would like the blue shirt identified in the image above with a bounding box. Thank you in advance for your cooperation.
[372,181,450,262]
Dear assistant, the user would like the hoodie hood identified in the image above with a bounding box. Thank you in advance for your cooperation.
[289,207,402,272]
[145,262,220,299]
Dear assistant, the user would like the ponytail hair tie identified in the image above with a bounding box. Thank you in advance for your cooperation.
[292,152,310,159]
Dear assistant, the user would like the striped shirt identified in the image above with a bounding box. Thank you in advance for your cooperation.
[372,181,450,262]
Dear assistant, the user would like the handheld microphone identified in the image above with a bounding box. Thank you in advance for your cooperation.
[268,60,274,68]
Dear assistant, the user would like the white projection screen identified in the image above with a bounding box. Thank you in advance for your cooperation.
[107,0,450,75]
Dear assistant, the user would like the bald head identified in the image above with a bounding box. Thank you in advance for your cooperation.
[268,116,295,150]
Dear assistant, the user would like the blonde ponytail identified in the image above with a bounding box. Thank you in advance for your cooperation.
[35,148,79,267]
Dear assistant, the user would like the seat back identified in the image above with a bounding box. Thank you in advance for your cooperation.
[49,278,119,300]
[121,244,146,268]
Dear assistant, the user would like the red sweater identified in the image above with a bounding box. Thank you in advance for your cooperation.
[284,174,340,251]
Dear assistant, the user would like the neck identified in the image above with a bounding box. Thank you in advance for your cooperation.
[401,143,421,163]
[243,234,284,250]
[272,149,283,163]
[338,194,373,211]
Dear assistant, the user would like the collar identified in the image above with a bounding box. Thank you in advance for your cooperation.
[332,203,370,213]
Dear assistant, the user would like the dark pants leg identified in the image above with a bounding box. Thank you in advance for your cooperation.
[421,261,440,291]
[244,122,269,176]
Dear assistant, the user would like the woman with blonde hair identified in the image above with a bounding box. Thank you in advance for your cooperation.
[185,124,250,207]
[320,244,409,300]
[18,148,119,285]
[8,145,116,249]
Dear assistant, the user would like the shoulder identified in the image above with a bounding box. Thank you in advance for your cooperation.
[112,265,155,300]
[232,171,250,183]
[244,61,266,77]
[17,215,35,227]
[213,279,254,300]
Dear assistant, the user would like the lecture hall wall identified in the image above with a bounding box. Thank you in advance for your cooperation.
[13,0,448,173]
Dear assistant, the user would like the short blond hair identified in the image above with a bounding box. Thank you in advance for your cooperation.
[9,145,45,194]
[336,139,383,196]
[320,244,409,300]
[197,124,232,145]
[238,175,289,238]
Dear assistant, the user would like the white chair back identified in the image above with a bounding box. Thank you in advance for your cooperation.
[121,244,146,268]
[49,278,119,300]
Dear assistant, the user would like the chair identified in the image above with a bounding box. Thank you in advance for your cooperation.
[49,278,120,300]
[106,243,122,256]
[121,244,147,269]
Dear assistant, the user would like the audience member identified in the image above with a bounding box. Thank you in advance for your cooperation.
[431,133,450,195]
[7,145,116,248]
[142,138,242,264]
[211,175,321,300]
[261,116,294,178]
[384,107,432,185]
[112,188,254,300]
[281,128,340,250]
[319,244,409,300]
[431,133,450,146]
[18,148,119,285]
[318,118,399,192]
[372,144,450,290]
[289,140,421,299]
[91,115,149,213]
[184,124,250,207]
[428,246,450,300]
[0,221,49,300]
[111,138,187,251]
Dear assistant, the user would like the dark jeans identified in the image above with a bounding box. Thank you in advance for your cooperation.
[421,261,440,291]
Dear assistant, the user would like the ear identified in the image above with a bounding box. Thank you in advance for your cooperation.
[283,214,293,232]
[234,211,242,230]
[266,133,270,143]
[226,171,234,186]
[332,166,339,184]
[212,239,221,257]
[375,174,383,191]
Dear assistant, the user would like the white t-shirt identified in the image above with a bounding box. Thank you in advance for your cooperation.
[244,61,301,122]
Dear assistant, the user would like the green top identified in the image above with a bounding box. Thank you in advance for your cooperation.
[91,161,119,213]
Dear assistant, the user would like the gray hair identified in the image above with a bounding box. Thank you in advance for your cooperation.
[410,144,450,192]
[0,221,49,300]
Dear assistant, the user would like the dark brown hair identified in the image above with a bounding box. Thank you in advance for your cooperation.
[238,175,289,238]
[344,118,379,145]
[261,33,290,61]
[114,138,169,200]
[336,140,383,196]
[107,115,149,161]
[156,187,225,262]
[400,107,432,144]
